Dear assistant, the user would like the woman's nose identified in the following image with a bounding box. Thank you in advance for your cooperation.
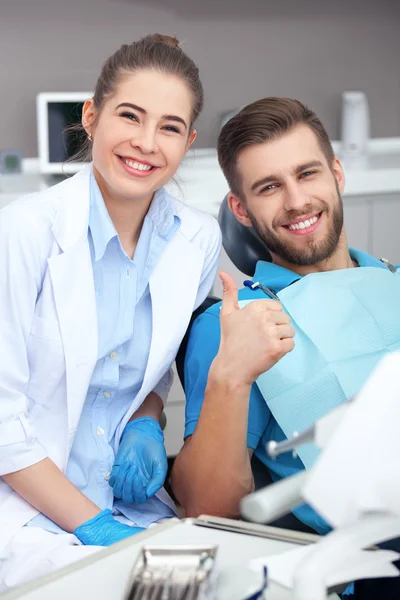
[130,127,158,155]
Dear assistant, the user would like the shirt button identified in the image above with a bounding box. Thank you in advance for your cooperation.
[110,351,118,360]
[104,472,110,481]
[103,391,111,399]
[96,426,105,436]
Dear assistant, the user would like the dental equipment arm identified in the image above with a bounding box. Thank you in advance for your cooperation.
[267,401,350,459]
[240,400,352,525]
[241,471,309,524]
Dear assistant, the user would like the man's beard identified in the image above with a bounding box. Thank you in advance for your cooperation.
[247,191,344,267]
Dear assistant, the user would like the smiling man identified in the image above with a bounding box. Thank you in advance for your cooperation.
[171,98,400,543]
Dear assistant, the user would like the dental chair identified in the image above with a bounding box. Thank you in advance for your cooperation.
[175,196,315,534]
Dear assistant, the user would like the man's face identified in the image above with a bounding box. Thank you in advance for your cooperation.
[231,125,345,267]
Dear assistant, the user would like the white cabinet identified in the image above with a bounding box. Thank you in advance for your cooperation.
[371,195,400,264]
[343,201,371,253]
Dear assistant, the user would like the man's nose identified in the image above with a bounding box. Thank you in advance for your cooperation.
[283,181,309,212]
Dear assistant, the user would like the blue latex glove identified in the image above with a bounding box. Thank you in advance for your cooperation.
[73,509,144,546]
[109,417,168,505]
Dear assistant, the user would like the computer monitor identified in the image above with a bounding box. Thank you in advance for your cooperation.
[36,92,92,174]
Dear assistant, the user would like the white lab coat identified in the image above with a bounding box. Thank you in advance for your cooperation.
[0,167,222,555]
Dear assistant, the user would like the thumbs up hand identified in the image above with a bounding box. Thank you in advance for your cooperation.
[214,272,295,386]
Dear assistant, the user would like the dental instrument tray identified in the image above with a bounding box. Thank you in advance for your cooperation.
[124,544,218,600]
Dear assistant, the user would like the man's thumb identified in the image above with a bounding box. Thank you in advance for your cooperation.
[219,271,239,315]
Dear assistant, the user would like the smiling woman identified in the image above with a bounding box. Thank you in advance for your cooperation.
[79,34,204,256]
[83,69,198,247]
[0,34,221,592]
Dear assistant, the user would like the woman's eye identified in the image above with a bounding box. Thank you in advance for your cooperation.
[163,125,181,134]
[120,112,138,122]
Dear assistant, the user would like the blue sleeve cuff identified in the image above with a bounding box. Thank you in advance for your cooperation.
[247,430,261,450]
[184,419,198,440]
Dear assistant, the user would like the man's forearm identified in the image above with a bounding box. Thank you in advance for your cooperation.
[172,363,254,518]
[128,391,163,423]
[3,458,101,532]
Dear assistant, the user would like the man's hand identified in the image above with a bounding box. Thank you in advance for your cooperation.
[212,271,295,386]
[109,417,168,504]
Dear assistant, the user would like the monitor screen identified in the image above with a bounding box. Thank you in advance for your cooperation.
[37,92,92,174]
[47,101,86,163]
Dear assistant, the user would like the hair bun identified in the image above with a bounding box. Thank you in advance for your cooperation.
[149,33,181,48]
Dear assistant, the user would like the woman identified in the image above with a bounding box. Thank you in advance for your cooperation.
[0,33,221,591]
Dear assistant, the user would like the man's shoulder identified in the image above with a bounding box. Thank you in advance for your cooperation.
[196,285,265,323]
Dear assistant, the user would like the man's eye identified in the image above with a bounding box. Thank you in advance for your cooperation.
[260,184,277,193]
[300,170,315,178]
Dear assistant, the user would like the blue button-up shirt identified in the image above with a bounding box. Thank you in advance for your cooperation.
[29,172,180,532]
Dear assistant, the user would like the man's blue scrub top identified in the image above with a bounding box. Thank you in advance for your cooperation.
[183,248,392,534]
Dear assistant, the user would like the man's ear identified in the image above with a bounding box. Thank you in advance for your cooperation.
[227,192,252,227]
[332,157,345,194]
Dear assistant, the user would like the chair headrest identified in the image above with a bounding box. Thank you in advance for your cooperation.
[218,195,272,276]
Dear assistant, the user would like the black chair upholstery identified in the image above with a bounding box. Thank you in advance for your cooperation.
[218,194,272,276]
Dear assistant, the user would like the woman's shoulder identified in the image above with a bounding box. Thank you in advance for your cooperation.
[167,191,221,239]
[1,187,57,234]
[0,169,89,234]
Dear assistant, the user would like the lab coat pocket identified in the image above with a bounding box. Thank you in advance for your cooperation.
[30,314,62,342]
[27,315,65,405]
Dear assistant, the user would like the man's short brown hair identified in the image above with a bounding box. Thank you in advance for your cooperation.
[217,97,334,198]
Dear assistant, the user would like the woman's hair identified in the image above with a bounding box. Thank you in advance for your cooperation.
[217,97,334,199]
[67,33,203,162]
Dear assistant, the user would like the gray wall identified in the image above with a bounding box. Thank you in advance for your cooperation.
[1,0,399,157]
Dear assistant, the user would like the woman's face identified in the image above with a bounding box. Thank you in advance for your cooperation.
[83,69,196,205]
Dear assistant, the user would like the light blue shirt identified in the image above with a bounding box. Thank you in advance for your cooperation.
[29,172,180,532]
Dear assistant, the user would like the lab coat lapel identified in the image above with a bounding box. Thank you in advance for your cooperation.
[147,232,202,375]
[48,169,98,436]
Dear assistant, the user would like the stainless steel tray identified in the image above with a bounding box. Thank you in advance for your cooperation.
[124,544,218,600]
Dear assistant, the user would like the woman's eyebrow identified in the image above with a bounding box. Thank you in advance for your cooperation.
[116,102,187,129]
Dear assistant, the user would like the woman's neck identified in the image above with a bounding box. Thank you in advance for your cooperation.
[93,167,153,259]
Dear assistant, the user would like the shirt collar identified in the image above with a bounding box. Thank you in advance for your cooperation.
[349,247,390,269]
[147,186,180,238]
[252,247,391,294]
[89,173,118,262]
[89,175,180,263]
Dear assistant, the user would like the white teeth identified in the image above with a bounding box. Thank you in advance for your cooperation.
[123,158,152,171]
[288,215,319,231]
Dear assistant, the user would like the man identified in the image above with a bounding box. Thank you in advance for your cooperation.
[171,97,400,597]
